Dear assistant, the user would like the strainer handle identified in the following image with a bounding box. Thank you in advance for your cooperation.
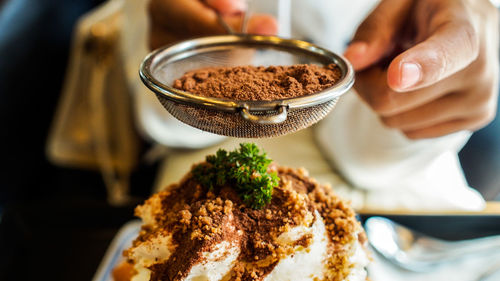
[240,105,288,124]
[216,12,236,35]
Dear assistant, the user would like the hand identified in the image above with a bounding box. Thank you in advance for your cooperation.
[148,0,278,49]
[344,0,499,139]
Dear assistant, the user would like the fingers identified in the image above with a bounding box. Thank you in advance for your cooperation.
[375,81,497,139]
[354,67,461,117]
[205,0,246,15]
[344,0,413,70]
[149,0,226,37]
[404,114,494,139]
[149,0,278,49]
[149,11,242,49]
[355,52,497,139]
[246,14,278,35]
[149,24,184,50]
[380,92,471,131]
[387,7,480,91]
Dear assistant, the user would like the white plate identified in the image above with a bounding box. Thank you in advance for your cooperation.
[92,220,141,281]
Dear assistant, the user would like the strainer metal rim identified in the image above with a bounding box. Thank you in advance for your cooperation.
[139,34,354,113]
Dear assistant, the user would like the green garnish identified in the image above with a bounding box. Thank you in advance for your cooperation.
[192,143,279,209]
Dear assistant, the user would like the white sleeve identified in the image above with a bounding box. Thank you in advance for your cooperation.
[315,92,485,211]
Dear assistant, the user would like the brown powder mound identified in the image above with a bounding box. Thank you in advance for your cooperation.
[123,165,363,281]
[172,64,342,101]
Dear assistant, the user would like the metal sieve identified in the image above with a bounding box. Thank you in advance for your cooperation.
[139,35,354,138]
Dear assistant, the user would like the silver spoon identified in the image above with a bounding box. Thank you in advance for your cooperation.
[365,216,500,272]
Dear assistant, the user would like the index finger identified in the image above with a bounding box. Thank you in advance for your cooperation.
[387,10,479,91]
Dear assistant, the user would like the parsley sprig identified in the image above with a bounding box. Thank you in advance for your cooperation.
[192,143,279,209]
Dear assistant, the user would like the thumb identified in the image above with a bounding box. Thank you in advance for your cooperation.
[386,2,481,91]
[344,0,413,71]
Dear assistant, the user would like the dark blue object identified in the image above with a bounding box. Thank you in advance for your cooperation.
[0,0,106,207]
[359,213,500,241]
[459,91,500,200]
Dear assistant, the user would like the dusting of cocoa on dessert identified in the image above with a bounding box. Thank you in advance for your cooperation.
[172,64,342,101]
[125,165,360,281]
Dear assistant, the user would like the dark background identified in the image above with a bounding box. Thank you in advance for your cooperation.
[0,1,149,280]
[0,1,498,280]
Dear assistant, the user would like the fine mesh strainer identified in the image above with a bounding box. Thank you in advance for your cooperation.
[139,35,354,138]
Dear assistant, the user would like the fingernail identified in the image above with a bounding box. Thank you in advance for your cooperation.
[400,62,421,89]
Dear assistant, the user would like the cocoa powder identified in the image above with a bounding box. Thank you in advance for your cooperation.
[173,64,342,101]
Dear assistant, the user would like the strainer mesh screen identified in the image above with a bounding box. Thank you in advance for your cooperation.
[155,94,338,138]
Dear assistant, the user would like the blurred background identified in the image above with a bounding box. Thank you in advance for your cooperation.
[0,0,499,281]
[0,1,153,280]
[0,0,158,210]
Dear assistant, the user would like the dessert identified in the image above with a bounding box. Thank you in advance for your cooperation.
[173,64,342,101]
[113,143,369,281]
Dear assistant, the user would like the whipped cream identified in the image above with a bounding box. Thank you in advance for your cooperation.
[128,210,368,281]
